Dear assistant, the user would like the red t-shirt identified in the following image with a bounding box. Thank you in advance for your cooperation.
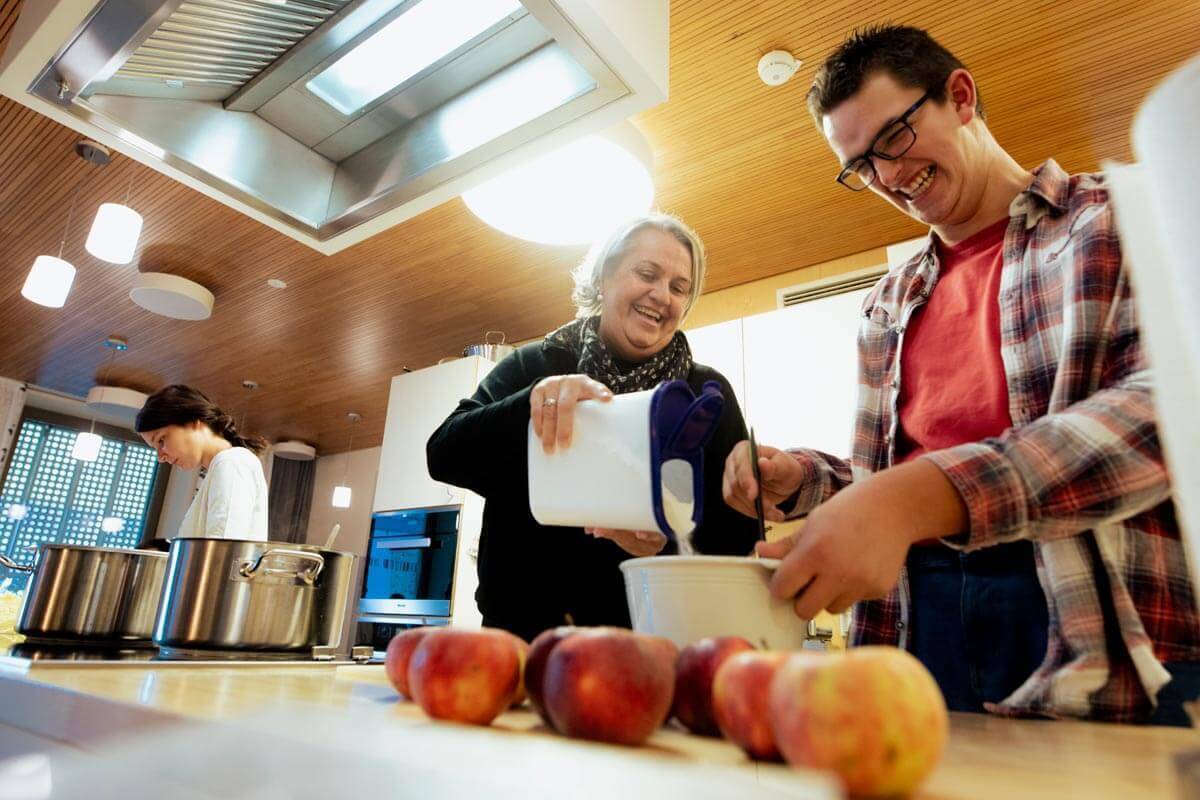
[897,217,1013,464]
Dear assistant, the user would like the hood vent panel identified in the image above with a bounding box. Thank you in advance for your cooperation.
[105,0,350,97]
[5,0,668,254]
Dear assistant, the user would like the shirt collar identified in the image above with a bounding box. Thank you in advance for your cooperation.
[1009,159,1069,228]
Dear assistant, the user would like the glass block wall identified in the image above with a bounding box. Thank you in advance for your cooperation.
[0,419,160,591]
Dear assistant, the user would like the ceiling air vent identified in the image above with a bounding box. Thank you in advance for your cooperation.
[776,265,887,309]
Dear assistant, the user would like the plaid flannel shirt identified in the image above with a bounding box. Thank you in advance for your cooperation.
[786,160,1200,722]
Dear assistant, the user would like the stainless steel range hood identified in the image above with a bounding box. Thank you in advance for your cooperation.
[0,0,668,254]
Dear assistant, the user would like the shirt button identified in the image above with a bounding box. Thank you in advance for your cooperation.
[896,621,906,630]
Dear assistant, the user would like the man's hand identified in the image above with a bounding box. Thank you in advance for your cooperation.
[722,440,806,522]
[586,527,668,557]
[759,459,969,620]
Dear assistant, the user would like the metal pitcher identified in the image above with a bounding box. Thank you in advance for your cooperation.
[462,331,515,362]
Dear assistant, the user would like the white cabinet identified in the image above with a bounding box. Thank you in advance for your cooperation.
[373,356,494,512]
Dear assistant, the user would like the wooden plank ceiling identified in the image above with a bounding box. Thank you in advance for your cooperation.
[0,0,1197,454]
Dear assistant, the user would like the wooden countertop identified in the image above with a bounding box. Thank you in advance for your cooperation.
[0,663,1193,798]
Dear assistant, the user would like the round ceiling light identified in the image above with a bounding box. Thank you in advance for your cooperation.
[462,121,655,246]
[273,440,317,461]
[86,385,148,421]
[129,272,214,320]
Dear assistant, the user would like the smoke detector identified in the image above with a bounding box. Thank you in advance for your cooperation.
[758,51,801,86]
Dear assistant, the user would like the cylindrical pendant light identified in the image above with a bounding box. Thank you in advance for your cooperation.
[23,144,95,309]
[21,255,76,308]
[331,412,361,508]
[331,485,352,508]
[72,430,102,462]
[85,202,143,264]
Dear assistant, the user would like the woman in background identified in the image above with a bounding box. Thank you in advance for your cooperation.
[136,384,269,540]
[427,213,758,642]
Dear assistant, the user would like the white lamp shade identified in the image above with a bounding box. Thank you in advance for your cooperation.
[331,485,352,508]
[21,255,76,308]
[72,431,103,462]
[85,203,143,264]
[100,516,125,533]
[462,122,655,246]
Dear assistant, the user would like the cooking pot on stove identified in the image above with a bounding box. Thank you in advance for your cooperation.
[153,538,355,653]
[462,330,515,362]
[0,544,167,643]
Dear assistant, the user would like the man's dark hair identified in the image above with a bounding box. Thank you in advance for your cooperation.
[806,25,984,125]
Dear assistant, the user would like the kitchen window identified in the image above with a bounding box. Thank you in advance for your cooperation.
[0,414,165,590]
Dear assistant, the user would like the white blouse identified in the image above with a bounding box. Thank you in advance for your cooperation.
[177,447,269,540]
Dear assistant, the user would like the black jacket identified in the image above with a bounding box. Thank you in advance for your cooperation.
[426,338,758,642]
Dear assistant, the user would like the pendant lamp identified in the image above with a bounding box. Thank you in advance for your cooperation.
[22,140,112,308]
[331,412,361,508]
[72,336,127,463]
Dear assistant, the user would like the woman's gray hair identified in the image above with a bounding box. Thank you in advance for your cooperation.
[570,212,707,320]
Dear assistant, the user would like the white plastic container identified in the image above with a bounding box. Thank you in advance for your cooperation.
[621,555,809,649]
[527,380,724,541]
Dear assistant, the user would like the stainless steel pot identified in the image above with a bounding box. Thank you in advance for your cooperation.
[153,538,355,653]
[0,545,168,643]
[462,330,515,362]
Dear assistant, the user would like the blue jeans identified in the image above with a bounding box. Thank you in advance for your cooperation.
[907,540,1049,713]
[908,541,1200,726]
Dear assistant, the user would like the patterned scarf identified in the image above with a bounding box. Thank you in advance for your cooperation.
[544,316,692,394]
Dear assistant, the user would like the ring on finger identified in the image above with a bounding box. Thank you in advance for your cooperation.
[543,397,558,408]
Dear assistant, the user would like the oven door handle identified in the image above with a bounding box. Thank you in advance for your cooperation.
[375,537,433,550]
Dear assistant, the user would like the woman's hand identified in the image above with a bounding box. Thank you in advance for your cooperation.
[586,527,668,557]
[722,440,806,522]
[530,374,613,453]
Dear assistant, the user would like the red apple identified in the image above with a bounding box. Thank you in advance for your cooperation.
[712,650,789,759]
[407,628,522,725]
[542,629,676,746]
[505,632,532,707]
[384,626,434,699]
[673,636,755,735]
[769,646,949,797]
[525,626,580,727]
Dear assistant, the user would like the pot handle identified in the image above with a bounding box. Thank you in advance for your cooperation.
[238,548,325,584]
[484,330,506,344]
[0,554,34,573]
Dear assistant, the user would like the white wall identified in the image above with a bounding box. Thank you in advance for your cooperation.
[303,445,381,653]
[303,445,381,554]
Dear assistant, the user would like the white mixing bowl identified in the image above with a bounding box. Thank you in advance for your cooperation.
[620,555,809,650]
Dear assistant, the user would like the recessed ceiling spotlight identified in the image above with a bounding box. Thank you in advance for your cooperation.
[267,278,287,289]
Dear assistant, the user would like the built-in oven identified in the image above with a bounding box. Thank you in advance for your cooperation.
[358,507,461,657]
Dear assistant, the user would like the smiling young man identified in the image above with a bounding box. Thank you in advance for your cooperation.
[723,25,1200,723]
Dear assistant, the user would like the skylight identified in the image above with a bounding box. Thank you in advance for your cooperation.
[307,0,523,116]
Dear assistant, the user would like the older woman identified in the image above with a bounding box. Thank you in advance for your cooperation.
[427,213,757,642]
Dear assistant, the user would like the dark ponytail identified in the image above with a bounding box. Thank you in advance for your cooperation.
[136,384,269,454]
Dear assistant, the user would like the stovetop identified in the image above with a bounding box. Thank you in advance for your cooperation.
[0,641,375,670]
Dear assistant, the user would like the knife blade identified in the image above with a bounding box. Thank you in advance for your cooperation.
[749,427,766,543]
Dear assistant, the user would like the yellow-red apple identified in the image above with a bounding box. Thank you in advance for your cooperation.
[673,636,756,735]
[407,628,521,725]
[712,650,789,759]
[504,632,532,707]
[542,629,675,746]
[384,626,434,699]
[769,646,948,797]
